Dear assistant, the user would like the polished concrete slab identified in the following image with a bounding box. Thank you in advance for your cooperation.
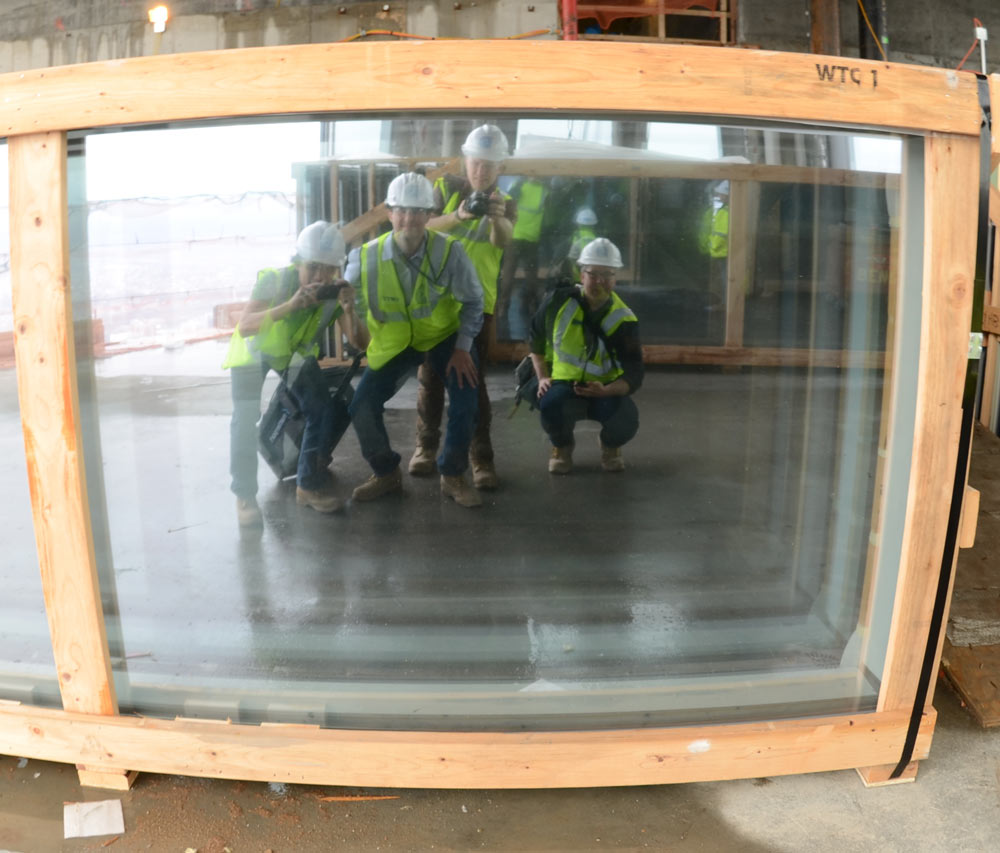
[2,342,884,731]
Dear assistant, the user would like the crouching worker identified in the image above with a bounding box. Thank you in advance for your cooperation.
[529,238,643,474]
[224,221,364,525]
[344,172,486,508]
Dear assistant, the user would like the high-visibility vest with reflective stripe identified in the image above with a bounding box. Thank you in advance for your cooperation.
[435,178,508,315]
[699,204,729,259]
[360,231,461,370]
[512,179,545,243]
[222,265,340,371]
[550,290,636,384]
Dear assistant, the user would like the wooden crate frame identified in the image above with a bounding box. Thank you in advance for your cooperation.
[0,41,982,789]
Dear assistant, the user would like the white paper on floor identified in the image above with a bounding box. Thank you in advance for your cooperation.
[63,799,125,839]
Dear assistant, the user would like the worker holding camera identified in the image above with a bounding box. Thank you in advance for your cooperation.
[528,238,643,475]
[411,124,517,491]
[223,221,362,525]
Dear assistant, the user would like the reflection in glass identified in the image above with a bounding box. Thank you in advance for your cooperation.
[0,142,62,708]
[70,116,909,731]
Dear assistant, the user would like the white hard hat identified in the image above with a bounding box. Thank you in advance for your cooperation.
[577,237,623,269]
[296,221,346,266]
[574,207,597,226]
[385,172,435,209]
[461,124,509,163]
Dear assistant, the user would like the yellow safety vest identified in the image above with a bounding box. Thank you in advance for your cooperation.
[550,290,636,384]
[567,225,597,280]
[435,177,509,315]
[699,204,729,259]
[512,179,545,243]
[360,231,462,370]
[222,266,341,371]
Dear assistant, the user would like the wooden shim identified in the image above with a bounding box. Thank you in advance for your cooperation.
[8,133,117,717]
[856,760,919,786]
[959,486,980,549]
[941,640,1000,727]
[76,766,139,791]
[984,305,1000,337]
[878,134,980,713]
[0,42,980,139]
[0,703,934,789]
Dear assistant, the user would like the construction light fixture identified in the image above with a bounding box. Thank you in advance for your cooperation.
[148,5,169,34]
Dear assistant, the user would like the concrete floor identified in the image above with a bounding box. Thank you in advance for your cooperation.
[0,682,997,852]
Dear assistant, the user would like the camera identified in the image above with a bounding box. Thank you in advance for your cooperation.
[465,190,491,218]
[314,279,348,301]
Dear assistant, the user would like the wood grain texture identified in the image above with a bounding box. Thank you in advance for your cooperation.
[878,134,980,714]
[0,703,933,789]
[0,42,981,138]
[991,74,1000,172]
[8,133,117,717]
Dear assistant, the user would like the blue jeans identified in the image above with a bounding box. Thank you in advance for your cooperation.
[230,357,343,497]
[349,335,479,477]
[538,380,639,449]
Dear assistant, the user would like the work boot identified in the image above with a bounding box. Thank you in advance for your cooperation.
[440,474,483,508]
[600,443,625,473]
[352,467,403,502]
[295,486,343,514]
[236,496,263,527]
[471,459,498,490]
[548,444,573,475]
[408,445,437,476]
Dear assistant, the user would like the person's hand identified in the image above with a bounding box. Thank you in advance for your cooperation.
[487,192,507,219]
[537,377,552,398]
[337,283,356,314]
[456,200,472,221]
[573,380,606,398]
[291,283,320,311]
[446,348,478,389]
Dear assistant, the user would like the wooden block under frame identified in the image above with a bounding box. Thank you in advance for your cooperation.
[0,41,982,789]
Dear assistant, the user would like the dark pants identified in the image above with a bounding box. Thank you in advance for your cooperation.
[229,357,341,499]
[349,334,479,478]
[538,380,639,449]
[414,316,493,465]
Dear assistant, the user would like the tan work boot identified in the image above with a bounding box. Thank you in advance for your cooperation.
[441,474,483,508]
[408,446,437,476]
[548,444,573,475]
[601,443,625,473]
[236,496,263,527]
[295,486,343,514]
[471,460,498,490]
[352,467,403,502]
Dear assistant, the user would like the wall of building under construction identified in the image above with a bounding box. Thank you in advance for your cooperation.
[0,1,998,74]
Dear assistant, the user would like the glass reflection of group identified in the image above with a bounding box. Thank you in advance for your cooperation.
[223,126,644,526]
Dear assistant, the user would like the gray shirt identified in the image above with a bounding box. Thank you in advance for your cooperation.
[345,229,484,352]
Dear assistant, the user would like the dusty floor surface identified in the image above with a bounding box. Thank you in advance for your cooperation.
[1,682,998,853]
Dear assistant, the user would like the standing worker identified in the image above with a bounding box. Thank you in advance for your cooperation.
[344,172,486,508]
[223,221,362,525]
[529,238,643,474]
[412,124,516,490]
[698,180,730,299]
[498,174,548,338]
[562,206,598,281]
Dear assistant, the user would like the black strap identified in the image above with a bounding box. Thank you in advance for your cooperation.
[571,290,620,380]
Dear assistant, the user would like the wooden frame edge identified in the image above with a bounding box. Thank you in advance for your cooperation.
[878,133,980,712]
[9,132,117,717]
[0,42,981,138]
[0,703,933,789]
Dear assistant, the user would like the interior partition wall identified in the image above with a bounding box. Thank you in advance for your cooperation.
[0,42,985,789]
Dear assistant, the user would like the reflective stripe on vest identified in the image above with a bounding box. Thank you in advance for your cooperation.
[435,177,506,314]
[360,231,460,370]
[550,290,635,383]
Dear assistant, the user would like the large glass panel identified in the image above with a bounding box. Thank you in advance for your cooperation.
[71,115,912,730]
[0,141,62,708]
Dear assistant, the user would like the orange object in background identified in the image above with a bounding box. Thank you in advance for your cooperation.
[578,0,720,32]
